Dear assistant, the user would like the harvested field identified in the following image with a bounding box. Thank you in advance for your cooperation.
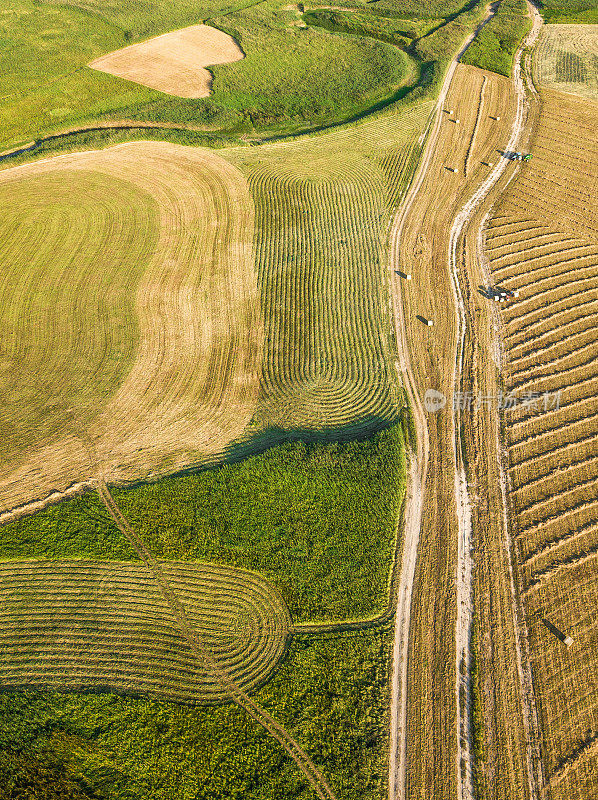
[485,89,598,800]
[0,141,260,513]
[534,24,598,100]
[0,559,290,703]
[0,100,431,515]
[388,63,526,800]
[225,100,433,437]
[89,24,244,98]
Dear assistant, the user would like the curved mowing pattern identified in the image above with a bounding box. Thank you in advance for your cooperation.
[225,101,432,437]
[0,142,261,514]
[486,90,598,798]
[0,560,291,704]
[534,24,598,101]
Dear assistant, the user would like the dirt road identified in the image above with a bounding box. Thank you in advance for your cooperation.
[387,3,543,798]
[449,7,544,800]
[387,7,501,799]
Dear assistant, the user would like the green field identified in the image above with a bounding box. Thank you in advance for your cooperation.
[0,0,491,150]
[537,0,598,24]
[0,625,392,800]
[1,426,406,623]
[0,0,415,148]
[461,0,532,77]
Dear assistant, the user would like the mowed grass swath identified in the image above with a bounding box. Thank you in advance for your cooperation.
[225,99,433,440]
[0,625,393,800]
[0,560,291,704]
[0,97,431,514]
[533,24,598,100]
[0,141,261,513]
[485,85,598,799]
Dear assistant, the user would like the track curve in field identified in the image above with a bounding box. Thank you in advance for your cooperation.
[0,142,261,513]
[0,559,290,704]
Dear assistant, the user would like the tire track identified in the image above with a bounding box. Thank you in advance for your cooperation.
[97,478,337,800]
[449,6,544,799]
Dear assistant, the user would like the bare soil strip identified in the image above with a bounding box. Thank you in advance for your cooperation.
[89,25,244,98]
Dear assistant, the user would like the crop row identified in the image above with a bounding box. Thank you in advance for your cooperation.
[223,101,433,438]
[0,559,290,704]
[486,89,598,796]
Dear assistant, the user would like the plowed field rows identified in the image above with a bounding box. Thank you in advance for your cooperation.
[0,141,261,513]
[0,559,290,704]
[534,24,598,101]
[485,89,598,800]
[225,100,433,437]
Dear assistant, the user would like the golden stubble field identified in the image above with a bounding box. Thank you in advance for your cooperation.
[389,62,534,800]
[89,24,245,98]
[534,24,598,101]
[485,87,598,800]
[0,141,261,514]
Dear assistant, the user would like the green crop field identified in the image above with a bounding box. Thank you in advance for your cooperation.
[461,0,532,77]
[534,24,598,99]
[0,0,414,148]
[1,426,406,623]
[537,0,598,24]
[0,625,392,800]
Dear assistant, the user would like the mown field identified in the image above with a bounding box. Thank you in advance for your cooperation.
[0,95,433,513]
[0,142,261,513]
[389,62,520,800]
[533,23,598,99]
[0,560,291,704]
[486,88,598,800]
[0,626,393,800]
[225,99,433,442]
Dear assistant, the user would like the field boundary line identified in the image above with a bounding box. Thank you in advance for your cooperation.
[464,75,486,177]
[96,477,337,800]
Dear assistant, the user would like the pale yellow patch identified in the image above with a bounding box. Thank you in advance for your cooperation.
[89,24,244,98]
